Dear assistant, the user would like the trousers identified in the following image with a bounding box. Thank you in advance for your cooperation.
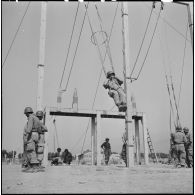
[26,132,39,165]
[175,144,186,166]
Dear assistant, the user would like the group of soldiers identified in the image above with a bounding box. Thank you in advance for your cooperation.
[170,126,193,168]
[22,107,47,172]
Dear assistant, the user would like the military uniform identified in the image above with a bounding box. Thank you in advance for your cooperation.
[63,149,73,165]
[183,128,193,168]
[22,124,29,167]
[24,113,42,166]
[36,111,48,166]
[103,71,127,112]
[172,127,187,167]
[101,138,111,165]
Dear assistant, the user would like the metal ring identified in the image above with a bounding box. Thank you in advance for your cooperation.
[91,30,108,46]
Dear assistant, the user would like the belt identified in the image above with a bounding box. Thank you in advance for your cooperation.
[175,143,184,145]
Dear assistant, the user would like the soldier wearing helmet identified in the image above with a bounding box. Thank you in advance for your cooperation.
[171,125,187,168]
[23,107,43,172]
[183,127,193,168]
[101,138,111,165]
[36,110,48,168]
[103,71,127,112]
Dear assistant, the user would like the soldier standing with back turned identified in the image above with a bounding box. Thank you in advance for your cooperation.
[183,127,193,168]
[172,126,187,168]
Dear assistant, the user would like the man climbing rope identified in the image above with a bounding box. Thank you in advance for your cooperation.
[103,71,127,112]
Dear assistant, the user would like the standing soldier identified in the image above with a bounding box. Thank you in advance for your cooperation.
[172,126,187,168]
[168,133,177,165]
[36,110,48,168]
[103,71,127,112]
[23,107,42,172]
[183,127,193,168]
[22,123,29,168]
[101,138,111,165]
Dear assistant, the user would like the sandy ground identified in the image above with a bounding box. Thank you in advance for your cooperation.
[2,163,193,194]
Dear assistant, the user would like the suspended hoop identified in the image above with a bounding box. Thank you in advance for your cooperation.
[91,30,108,46]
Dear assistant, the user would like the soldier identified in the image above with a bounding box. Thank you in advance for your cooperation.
[101,138,111,165]
[183,127,193,168]
[22,124,29,168]
[63,149,73,165]
[103,71,127,112]
[36,110,48,168]
[23,107,42,172]
[168,133,177,165]
[172,126,187,168]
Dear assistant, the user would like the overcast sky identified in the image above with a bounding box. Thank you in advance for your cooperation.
[2,1,193,155]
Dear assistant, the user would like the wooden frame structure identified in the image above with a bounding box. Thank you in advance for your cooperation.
[42,108,149,166]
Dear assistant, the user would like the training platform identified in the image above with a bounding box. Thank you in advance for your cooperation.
[46,107,148,167]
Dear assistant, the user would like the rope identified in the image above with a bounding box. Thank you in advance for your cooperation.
[178,21,188,110]
[136,4,162,80]
[64,2,89,91]
[130,2,154,78]
[85,4,107,76]
[95,4,114,72]
[102,2,119,72]
[170,75,181,126]
[159,30,177,129]
[2,2,31,69]
[145,3,191,43]
[59,2,80,89]
[53,118,60,148]
[79,4,119,156]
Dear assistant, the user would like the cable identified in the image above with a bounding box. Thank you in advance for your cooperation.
[79,4,119,156]
[102,2,119,71]
[95,4,114,72]
[64,2,89,91]
[178,21,188,110]
[136,5,162,80]
[59,2,80,89]
[86,4,106,75]
[2,2,31,69]
[130,2,154,78]
[53,118,60,148]
[145,3,191,43]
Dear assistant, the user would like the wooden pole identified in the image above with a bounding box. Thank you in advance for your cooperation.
[121,2,134,167]
[37,2,47,111]
[142,113,149,165]
[91,117,96,165]
[96,111,102,166]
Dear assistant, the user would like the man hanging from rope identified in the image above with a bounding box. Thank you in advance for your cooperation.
[103,71,127,112]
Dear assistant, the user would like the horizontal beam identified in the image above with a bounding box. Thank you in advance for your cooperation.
[49,107,143,119]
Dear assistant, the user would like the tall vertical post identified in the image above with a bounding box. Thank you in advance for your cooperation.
[135,119,141,164]
[121,2,134,167]
[37,2,47,111]
[91,117,96,165]
[142,113,149,165]
[186,4,193,53]
[96,111,102,166]
[37,2,47,166]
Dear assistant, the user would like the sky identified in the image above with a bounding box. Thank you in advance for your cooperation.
[2,1,193,156]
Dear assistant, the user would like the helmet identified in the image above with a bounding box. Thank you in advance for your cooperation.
[106,71,115,79]
[183,127,189,132]
[36,110,44,117]
[176,126,182,131]
[105,138,109,141]
[24,107,33,114]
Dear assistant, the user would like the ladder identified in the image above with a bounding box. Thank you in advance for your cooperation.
[147,128,158,163]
